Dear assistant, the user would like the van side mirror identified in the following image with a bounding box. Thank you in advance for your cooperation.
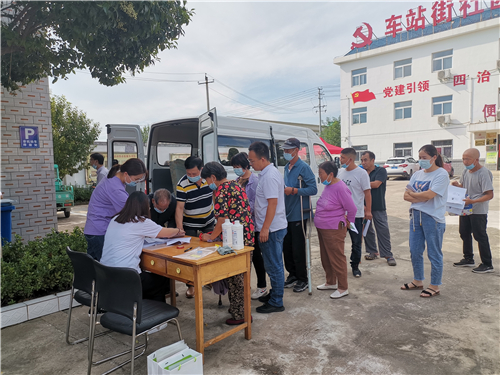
[334,156,340,168]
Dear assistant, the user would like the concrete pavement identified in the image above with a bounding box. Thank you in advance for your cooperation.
[2,174,499,375]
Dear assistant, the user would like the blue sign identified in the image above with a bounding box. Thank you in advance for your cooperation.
[20,126,39,149]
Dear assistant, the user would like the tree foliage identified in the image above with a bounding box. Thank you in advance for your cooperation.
[51,95,100,178]
[1,1,193,91]
[320,116,341,146]
[141,125,150,145]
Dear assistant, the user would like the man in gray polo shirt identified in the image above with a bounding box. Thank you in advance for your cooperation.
[90,153,109,185]
[452,148,494,273]
[248,141,287,314]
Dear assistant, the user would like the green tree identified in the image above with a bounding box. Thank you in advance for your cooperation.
[141,125,150,145]
[320,116,341,146]
[1,1,193,91]
[51,95,100,178]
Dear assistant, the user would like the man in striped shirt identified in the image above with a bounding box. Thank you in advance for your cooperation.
[175,156,215,298]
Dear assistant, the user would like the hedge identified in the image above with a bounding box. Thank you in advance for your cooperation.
[1,227,87,307]
[73,184,94,203]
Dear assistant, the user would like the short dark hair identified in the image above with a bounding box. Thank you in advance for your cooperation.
[340,147,357,159]
[185,156,203,170]
[115,191,150,224]
[112,159,119,165]
[153,188,171,204]
[90,153,104,165]
[319,161,338,178]
[361,151,375,160]
[419,144,444,167]
[230,152,250,169]
[248,142,269,161]
[201,161,227,181]
[107,158,147,179]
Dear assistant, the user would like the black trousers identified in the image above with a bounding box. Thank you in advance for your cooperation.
[283,220,308,282]
[459,214,492,267]
[253,232,267,288]
[140,272,170,302]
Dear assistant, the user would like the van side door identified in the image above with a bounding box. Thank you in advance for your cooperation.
[106,124,145,193]
[198,108,219,164]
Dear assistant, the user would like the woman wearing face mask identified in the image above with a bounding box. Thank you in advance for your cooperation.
[84,158,147,261]
[314,161,356,299]
[402,144,448,298]
[200,162,255,325]
[230,152,268,299]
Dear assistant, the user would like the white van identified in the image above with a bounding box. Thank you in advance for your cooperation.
[106,108,333,205]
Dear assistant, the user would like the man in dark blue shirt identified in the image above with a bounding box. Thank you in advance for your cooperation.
[282,138,318,292]
[360,151,396,266]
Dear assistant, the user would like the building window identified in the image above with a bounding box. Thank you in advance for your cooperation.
[352,68,367,87]
[432,140,453,158]
[432,49,452,72]
[394,58,412,79]
[394,101,412,120]
[353,145,368,162]
[352,107,367,124]
[432,95,452,115]
[394,142,412,157]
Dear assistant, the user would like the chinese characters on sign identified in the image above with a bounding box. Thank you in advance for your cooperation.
[477,70,491,83]
[483,104,496,119]
[352,1,500,48]
[383,80,429,98]
[453,74,466,86]
[19,126,39,149]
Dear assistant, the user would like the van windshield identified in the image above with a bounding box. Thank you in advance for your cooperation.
[218,135,270,166]
[157,142,192,166]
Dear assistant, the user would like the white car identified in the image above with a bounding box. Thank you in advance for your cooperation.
[383,157,420,179]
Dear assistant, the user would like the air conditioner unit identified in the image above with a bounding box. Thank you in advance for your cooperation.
[437,69,451,81]
[438,115,451,126]
[497,59,500,71]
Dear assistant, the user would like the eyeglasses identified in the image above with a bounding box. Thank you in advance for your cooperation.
[133,174,146,183]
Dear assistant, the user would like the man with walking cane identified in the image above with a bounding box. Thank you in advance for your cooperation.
[282,138,318,293]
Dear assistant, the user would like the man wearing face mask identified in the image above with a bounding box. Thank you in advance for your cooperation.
[282,138,318,292]
[452,148,494,273]
[149,189,177,228]
[337,148,372,278]
[175,156,215,298]
[90,153,109,185]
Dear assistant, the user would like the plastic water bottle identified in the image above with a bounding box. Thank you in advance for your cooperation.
[232,220,244,250]
[222,219,233,247]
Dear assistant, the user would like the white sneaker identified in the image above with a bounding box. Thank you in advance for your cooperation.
[330,290,349,299]
[317,283,338,290]
[251,288,268,300]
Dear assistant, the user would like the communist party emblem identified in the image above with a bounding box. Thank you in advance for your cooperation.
[351,23,373,50]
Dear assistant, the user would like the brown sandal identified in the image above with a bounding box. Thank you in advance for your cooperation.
[420,288,440,298]
[401,282,424,290]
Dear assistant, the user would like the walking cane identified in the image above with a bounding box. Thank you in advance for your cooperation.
[298,175,313,295]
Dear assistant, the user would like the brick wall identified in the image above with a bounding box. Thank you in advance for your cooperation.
[1,79,58,242]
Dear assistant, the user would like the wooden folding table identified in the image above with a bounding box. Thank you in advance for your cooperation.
[141,238,253,356]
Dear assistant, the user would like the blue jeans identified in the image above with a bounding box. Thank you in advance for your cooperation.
[258,228,287,307]
[85,234,105,261]
[409,210,445,285]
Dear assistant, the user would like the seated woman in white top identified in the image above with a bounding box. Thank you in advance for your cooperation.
[100,191,185,302]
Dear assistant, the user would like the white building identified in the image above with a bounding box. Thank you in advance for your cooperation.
[334,3,499,171]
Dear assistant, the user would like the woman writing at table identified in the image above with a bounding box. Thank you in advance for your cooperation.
[200,162,255,325]
[100,191,185,302]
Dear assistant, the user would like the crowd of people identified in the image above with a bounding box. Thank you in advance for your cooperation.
[83,139,494,325]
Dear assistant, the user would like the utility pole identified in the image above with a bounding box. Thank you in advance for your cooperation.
[198,73,214,111]
[313,87,326,136]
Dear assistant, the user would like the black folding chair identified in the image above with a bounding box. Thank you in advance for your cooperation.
[88,262,182,375]
[65,247,109,345]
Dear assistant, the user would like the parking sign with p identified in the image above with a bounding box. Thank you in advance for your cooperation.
[20,126,39,149]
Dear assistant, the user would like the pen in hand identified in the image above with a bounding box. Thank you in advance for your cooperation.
[184,247,193,253]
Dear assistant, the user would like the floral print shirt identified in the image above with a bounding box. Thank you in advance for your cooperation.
[214,180,255,246]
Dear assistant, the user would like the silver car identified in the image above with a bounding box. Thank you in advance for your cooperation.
[384,157,420,179]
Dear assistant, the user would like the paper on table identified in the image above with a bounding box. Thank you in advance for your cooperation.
[349,222,358,234]
[143,237,191,249]
[362,220,371,237]
[173,246,218,260]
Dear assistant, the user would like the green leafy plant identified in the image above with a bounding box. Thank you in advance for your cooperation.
[1,227,87,306]
[73,185,94,203]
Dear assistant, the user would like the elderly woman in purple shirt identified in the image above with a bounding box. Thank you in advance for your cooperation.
[231,152,268,300]
[83,158,147,261]
[314,161,357,300]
